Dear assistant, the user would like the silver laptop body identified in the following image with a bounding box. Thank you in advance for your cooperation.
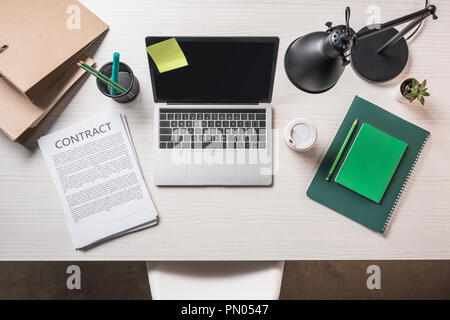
[146,36,279,186]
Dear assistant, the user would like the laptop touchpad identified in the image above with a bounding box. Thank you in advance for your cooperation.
[186,151,240,185]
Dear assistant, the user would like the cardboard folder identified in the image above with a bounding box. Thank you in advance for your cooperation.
[0,0,108,101]
[0,54,95,142]
[0,0,108,142]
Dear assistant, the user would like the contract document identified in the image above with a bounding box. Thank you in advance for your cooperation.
[38,112,158,249]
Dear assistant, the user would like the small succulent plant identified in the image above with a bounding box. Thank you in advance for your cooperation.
[404,79,430,105]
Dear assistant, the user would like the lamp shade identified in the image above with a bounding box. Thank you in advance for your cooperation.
[284,32,347,94]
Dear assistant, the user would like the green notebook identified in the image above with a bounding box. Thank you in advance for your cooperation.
[335,123,408,204]
[307,96,429,233]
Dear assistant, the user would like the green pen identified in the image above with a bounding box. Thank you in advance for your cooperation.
[326,119,358,181]
[111,52,120,95]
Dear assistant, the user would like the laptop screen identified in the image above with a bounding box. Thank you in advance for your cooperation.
[146,37,279,103]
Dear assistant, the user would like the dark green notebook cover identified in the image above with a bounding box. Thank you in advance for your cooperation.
[307,96,430,233]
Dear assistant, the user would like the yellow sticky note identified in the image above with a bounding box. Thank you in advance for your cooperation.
[146,38,188,73]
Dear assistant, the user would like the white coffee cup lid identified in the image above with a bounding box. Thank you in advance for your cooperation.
[284,118,317,152]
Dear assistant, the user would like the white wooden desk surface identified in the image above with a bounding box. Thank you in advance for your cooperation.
[1,0,449,260]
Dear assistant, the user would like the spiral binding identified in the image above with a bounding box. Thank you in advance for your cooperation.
[382,134,430,233]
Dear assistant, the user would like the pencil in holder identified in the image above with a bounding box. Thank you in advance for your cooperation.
[96,62,140,103]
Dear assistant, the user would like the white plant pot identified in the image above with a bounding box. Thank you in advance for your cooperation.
[395,78,415,103]
[394,86,409,103]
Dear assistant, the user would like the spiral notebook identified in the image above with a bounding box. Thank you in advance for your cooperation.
[307,96,429,233]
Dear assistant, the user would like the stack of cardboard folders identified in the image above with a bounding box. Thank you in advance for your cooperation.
[0,0,108,142]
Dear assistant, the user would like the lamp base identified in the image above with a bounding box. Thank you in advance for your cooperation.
[351,27,408,83]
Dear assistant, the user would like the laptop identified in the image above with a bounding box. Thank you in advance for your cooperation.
[146,36,279,186]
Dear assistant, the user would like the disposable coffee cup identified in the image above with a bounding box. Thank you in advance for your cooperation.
[284,118,317,152]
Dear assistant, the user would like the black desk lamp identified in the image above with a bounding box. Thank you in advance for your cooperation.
[284,4,438,94]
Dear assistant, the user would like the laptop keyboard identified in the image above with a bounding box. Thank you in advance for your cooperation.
[159,109,267,149]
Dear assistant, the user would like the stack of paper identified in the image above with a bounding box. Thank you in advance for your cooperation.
[38,112,158,249]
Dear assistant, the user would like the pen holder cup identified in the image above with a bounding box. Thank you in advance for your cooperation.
[97,62,140,103]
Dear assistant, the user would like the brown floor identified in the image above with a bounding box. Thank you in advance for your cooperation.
[0,261,449,299]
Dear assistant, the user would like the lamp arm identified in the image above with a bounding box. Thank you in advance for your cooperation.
[356,5,437,40]
[376,18,424,54]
